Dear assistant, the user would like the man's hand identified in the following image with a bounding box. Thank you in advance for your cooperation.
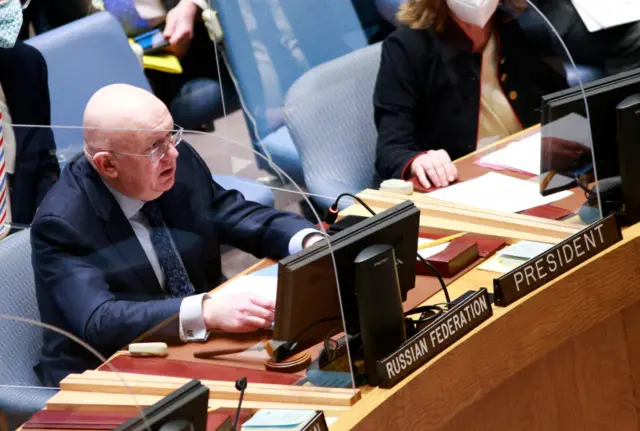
[163,0,199,58]
[410,150,458,190]
[202,291,275,333]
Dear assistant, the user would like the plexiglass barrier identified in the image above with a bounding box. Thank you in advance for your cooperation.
[4,0,640,426]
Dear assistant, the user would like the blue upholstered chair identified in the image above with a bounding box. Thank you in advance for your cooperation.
[25,12,274,207]
[215,0,369,186]
[284,44,383,210]
[0,229,57,430]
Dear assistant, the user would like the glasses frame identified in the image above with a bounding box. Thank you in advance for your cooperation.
[107,126,184,163]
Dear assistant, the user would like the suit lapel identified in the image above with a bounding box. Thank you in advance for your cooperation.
[77,159,163,293]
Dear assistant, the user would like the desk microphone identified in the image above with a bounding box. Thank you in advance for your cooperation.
[232,377,247,431]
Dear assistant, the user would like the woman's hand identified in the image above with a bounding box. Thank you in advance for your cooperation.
[410,150,458,189]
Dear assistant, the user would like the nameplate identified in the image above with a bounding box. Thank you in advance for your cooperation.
[300,412,329,431]
[376,289,492,388]
[494,214,622,307]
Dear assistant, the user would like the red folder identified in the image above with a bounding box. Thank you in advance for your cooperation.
[22,410,238,430]
[417,239,479,278]
[518,204,573,220]
[100,355,301,385]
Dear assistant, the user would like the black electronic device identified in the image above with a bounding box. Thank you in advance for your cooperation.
[354,244,407,386]
[273,200,420,348]
[540,67,640,196]
[616,94,640,225]
[115,379,209,431]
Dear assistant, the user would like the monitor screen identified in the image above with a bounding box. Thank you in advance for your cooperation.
[273,200,420,345]
[540,67,640,195]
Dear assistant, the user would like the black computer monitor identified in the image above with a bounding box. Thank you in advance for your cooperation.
[115,380,209,431]
[540,67,640,195]
[273,200,420,346]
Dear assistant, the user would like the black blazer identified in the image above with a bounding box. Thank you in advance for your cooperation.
[31,142,316,385]
[0,41,59,226]
[374,10,569,180]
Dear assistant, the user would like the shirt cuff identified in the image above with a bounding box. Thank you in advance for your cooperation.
[189,0,210,10]
[179,293,210,342]
[288,228,322,255]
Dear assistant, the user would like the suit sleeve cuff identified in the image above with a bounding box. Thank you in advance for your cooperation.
[401,151,429,180]
[179,293,210,342]
[189,0,210,10]
[288,228,322,255]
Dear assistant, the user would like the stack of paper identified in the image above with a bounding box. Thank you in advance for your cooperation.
[478,133,542,175]
[571,0,640,32]
[242,410,338,430]
[417,238,451,260]
[477,240,554,274]
[220,264,278,302]
[426,172,573,213]
[476,113,591,175]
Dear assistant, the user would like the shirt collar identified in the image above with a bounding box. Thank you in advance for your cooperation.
[102,179,145,220]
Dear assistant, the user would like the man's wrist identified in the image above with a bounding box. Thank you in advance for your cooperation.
[178,0,199,17]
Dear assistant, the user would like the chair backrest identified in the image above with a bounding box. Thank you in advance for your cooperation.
[284,43,383,209]
[26,12,151,166]
[216,0,369,145]
[0,229,43,386]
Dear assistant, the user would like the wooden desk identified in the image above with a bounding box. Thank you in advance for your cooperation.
[25,127,639,431]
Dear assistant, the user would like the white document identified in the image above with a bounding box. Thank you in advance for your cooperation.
[219,264,278,302]
[479,132,542,175]
[426,172,573,213]
[477,254,528,274]
[571,0,640,32]
[242,409,317,428]
[478,113,591,176]
[416,238,451,260]
[497,240,554,260]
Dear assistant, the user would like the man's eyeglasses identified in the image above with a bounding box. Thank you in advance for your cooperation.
[108,127,183,163]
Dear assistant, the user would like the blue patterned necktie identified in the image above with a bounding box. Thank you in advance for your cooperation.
[140,201,195,298]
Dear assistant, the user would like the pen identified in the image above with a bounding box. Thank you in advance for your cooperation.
[418,232,466,250]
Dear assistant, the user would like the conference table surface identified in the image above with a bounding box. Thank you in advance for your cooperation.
[24,125,592,429]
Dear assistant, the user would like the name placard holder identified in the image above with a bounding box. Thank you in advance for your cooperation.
[494,214,622,307]
[376,288,493,388]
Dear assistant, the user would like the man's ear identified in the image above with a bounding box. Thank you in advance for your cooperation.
[92,152,119,179]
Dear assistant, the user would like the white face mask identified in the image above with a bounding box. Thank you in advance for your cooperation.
[446,0,500,28]
[0,0,23,48]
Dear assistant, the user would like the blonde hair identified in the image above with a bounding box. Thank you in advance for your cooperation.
[397,0,526,32]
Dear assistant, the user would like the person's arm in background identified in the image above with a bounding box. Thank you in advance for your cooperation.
[162,0,210,58]
[374,33,457,189]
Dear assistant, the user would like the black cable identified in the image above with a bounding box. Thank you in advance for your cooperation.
[327,193,452,306]
[416,254,451,304]
[288,316,342,345]
[325,193,376,224]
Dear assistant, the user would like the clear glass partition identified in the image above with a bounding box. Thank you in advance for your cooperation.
[4,1,640,427]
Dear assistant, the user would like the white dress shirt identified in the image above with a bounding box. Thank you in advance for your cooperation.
[105,183,318,342]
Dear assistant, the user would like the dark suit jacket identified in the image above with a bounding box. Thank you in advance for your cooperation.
[374,9,569,180]
[31,142,316,386]
[0,41,59,226]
